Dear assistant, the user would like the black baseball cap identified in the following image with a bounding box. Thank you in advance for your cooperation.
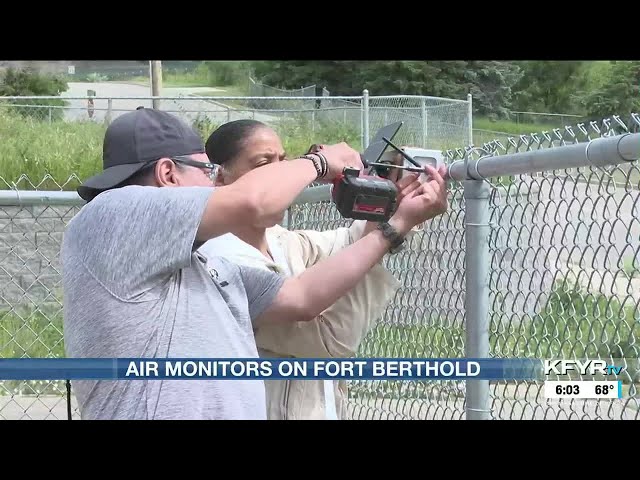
[77,107,205,202]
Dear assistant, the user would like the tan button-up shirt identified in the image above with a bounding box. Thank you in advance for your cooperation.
[199,220,402,419]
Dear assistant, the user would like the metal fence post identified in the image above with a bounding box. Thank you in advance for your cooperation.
[421,97,428,148]
[105,98,113,125]
[467,93,473,146]
[150,61,162,109]
[362,89,370,149]
[463,178,491,420]
[282,207,291,230]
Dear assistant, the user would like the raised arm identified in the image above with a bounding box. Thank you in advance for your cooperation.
[254,227,400,358]
[255,165,449,325]
[69,143,363,301]
[290,172,426,267]
[254,172,428,356]
[196,143,363,242]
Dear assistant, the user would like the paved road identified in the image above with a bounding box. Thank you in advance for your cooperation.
[59,82,279,125]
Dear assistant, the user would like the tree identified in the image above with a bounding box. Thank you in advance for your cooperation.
[249,61,523,118]
[510,61,586,114]
[465,61,523,120]
[576,61,640,120]
[0,66,69,121]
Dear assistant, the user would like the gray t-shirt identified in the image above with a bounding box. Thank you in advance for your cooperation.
[60,185,285,420]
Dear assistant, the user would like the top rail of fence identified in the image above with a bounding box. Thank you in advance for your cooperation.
[2,131,637,207]
[0,95,365,102]
[447,132,639,181]
[0,190,84,206]
[0,94,471,103]
[366,94,470,104]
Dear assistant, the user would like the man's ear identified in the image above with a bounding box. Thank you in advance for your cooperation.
[154,158,181,187]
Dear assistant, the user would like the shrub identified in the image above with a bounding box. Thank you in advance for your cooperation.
[0,67,69,122]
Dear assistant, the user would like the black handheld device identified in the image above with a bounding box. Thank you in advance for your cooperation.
[308,121,426,221]
[328,121,413,221]
[331,167,399,222]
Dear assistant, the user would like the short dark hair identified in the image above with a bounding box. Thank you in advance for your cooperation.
[205,119,267,166]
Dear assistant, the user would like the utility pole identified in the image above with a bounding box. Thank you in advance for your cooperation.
[150,61,163,109]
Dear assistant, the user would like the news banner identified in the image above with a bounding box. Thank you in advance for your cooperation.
[0,358,632,399]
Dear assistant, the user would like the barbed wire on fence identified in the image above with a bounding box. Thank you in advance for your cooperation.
[445,113,640,161]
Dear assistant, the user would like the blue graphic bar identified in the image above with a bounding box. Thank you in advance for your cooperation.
[0,358,543,381]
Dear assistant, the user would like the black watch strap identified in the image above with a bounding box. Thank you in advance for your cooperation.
[377,221,405,253]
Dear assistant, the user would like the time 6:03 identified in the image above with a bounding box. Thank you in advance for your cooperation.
[556,384,580,395]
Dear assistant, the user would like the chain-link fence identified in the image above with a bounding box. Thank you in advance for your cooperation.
[0,92,471,192]
[288,113,640,420]
[368,95,472,152]
[1,96,637,420]
[0,199,82,419]
[248,77,317,98]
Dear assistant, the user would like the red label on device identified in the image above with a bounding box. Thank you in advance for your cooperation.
[353,203,385,214]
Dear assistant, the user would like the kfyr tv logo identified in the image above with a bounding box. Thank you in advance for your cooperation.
[543,360,625,376]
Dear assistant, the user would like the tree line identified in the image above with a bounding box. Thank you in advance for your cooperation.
[246,60,640,121]
[2,61,638,122]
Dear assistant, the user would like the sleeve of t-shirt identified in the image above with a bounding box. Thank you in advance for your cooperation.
[237,264,286,322]
[68,185,214,300]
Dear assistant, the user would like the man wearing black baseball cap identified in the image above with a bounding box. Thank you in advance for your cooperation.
[76,106,215,201]
[61,108,448,420]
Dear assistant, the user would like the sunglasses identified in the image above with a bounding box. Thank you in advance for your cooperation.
[171,155,219,180]
[143,155,219,180]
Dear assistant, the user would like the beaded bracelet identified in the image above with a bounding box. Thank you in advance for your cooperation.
[300,154,323,179]
[314,152,328,178]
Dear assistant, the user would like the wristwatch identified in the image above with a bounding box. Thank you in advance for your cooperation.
[377,221,406,254]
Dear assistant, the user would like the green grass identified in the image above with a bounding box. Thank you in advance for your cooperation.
[472,116,574,150]
[0,107,362,190]
[348,276,639,402]
[0,306,65,396]
[355,277,639,379]
[119,68,219,88]
[0,99,629,191]
[474,117,562,136]
[0,307,64,359]
[491,280,639,366]
[118,63,253,90]
[0,109,105,190]
[1,277,637,401]
[3,280,634,364]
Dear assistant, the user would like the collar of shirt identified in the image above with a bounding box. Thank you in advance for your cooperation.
[198,232,292,277]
